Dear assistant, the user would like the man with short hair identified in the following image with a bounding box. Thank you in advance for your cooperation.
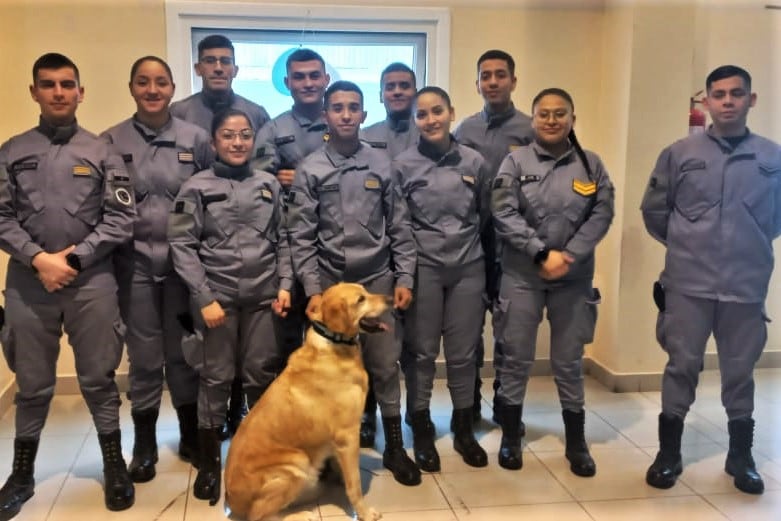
[455,49,534,425]
[358,61,418,448]
[171,34,270,133]
[642,65,779,495]
[287,81,421,487]
[251,48,331,374]
[0,53,137,518]
[361,62,419,159]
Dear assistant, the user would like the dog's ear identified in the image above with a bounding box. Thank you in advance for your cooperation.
[307,298,323,322]
[321,297,356,336]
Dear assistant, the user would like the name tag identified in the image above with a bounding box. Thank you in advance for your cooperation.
[11,161,38,173]
[318,184,340,193]
[274,135,295,146]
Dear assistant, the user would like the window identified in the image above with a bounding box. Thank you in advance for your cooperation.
[190,28,426,124]
[166,1,450,124]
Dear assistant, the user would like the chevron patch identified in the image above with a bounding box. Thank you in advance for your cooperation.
[572,179,596,196]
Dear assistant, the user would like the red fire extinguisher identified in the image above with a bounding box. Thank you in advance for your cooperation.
[689,90,706,135]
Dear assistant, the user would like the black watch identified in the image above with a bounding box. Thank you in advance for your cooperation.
[533,247,550,265]
[66,253,81,271]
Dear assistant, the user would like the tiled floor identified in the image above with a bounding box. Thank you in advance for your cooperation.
[1,370,780,520]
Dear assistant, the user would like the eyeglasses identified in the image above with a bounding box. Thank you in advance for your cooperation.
[200,56,234,66]
[218,128,254,141]
[534,110,570,122]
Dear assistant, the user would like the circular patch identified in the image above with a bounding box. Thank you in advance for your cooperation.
[115,187,132,206]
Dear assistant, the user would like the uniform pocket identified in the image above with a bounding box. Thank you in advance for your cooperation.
[181,330,204,371]
[579,288,600,344]
[64,171,103,227]
[491,296,511,346]
[674,161,720,222]
[655,311,668,350]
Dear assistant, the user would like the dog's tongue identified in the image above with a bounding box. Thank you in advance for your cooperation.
[359,316,389,333]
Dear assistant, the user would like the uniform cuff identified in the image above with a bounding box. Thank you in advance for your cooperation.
[193,289,218,310]
[525,238,547,261]
[22,243,44,268]
[395,273,414,290]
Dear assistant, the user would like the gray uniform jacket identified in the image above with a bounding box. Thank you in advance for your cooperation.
[287,142,416,296]
[252,108,328,172]
[641,128,781,303]
[0,121,136,291]
[361,115,419,159]
[170,91,270,133]
[167,162,293,309]
[394,140,487,268]
[454,104,534,179]
[492,142,614,288]
[101,116,213,278]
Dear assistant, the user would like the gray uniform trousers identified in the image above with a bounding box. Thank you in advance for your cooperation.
[2,276,123,438]
[322,270,403,418]
[493,277,596,410]
[658,291,766,421]
[116,265,197,411]
[405,260,484,411]
[197,304,281,428]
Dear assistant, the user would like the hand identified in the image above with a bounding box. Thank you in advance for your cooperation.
[273,289,292,317]
[277,168,295,188]
[305,293,322,321]
[201,300,226,328]
[394,286,413,311]
[539,250,574,280]
[32,245,78,292]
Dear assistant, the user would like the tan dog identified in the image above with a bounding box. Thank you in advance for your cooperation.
[225,282,386,521]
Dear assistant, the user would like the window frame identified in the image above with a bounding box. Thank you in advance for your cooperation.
[165,0,451,100]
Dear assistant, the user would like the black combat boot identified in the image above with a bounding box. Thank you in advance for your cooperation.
[222,379,247,440]
[381,416,421,486]
[0,438,38,521]
[98,430,135,511]
[645,413,684,489]
[360,383,377,448]
[498,404,523,470]
[562,409,596,477]
[193,428,221,505]
[725,418,764,494]
[452,408,488,468]
[128,408,158,483]
[409,409,440,472]
[492,394,526,437]
[175,403,198,466]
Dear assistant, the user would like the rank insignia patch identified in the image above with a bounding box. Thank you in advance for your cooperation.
[72,165,91,176]
[572,179,596,196]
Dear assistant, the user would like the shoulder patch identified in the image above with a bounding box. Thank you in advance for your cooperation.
[462,175,475,186]
[178,152,194,163]
[72,165,91,176]
[114,187,133,206]
[260,187,273,202]
[364,178,381,190]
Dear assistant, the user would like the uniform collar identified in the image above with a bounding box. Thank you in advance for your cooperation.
[312,320,359,346]
[706,125,752,153]
[530,140,574,162]
[387,113,412,133]
[291,106,327,132]
[213,159,251,180]
[201,89,235,114]
[417,137,461,166]
[132,115,174,143]
[482,103,516,129]
[36,116,78,145]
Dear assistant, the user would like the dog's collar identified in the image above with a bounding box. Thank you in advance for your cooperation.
[312,321,359,346]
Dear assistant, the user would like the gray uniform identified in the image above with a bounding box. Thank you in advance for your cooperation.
[101,116,213,412]
[641,128,781,420]
[287,143,416,417]
[170,91,270,133]
[168,162,293,427]
[491,142,613,410]
[0,120,136,438]
[455,104,535,375]
[252,108,328,173]
[361,115,419,160]
[394,141,487,411]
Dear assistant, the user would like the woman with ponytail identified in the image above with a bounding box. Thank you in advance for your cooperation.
[490,88,614,475]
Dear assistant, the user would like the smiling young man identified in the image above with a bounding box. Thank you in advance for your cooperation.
[454,50,535,426]
[361,62,419,159]
[642,65,780,495]
[286,81,421,487]
[0,53,137,518]
[171,34,270,133]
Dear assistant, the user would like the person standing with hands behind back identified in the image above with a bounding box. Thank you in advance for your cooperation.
[491,88,613,475]
[642,65,780,495]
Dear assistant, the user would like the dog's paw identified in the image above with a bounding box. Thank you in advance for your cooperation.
[357,506,382,521]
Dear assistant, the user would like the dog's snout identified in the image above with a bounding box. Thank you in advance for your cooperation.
[384,295,393,305]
